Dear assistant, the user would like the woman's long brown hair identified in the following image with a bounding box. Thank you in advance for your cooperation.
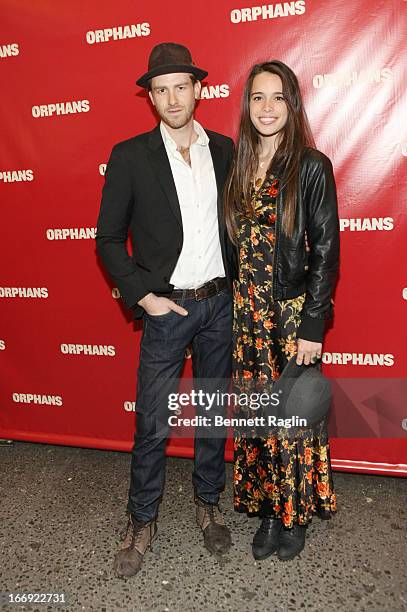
[224,61,315,241]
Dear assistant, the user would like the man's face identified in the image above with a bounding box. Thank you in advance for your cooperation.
[149,72,201,130]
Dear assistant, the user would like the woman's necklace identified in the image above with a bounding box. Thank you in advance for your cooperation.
[254,152,273,188]
[258,151,274,170]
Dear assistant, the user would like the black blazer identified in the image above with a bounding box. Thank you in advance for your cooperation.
[96,125,234,318]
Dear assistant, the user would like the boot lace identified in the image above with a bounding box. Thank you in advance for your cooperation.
[121,516,152,549]
[206,503,222,524]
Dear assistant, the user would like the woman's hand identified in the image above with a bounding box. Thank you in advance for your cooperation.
[296,338,322,365]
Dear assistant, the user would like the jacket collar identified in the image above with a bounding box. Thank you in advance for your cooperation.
[147,122,212,150]
[148,124,165,151]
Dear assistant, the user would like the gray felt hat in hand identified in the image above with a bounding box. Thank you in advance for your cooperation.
[272,356,332,427]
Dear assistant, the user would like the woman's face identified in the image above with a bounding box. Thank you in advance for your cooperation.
[249,72,288,139]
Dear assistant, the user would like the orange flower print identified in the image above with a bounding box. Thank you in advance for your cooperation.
[315,460,326,474]
[247,447,259,464]
[245,482,253,490]
[235,292,244,309]
[264,438,278,456]
[243,370,253,380]
[255,338,263,350]
[283,337,297,358]
[281,498,294,524]
[316,481,330,499]
[267,187,278,197]
[234,469,242,483]
[264,319,274,331]
[271,369,280,381]
[264,481,275,493]
[282,513,292,527]
[305,447,313,466]
[268,213,277,223]
[252,311,261,322]
[257,466,267,479]
[250,228,259,246]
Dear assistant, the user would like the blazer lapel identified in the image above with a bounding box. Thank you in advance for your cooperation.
[147,126,182,227]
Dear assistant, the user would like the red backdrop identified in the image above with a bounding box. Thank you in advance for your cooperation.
[1,0,406,476]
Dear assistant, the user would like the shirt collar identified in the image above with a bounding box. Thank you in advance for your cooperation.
[160,119,209,151]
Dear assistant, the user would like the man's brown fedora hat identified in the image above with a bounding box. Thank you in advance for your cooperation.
[136,42,208,89]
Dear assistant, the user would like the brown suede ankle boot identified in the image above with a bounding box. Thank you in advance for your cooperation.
[195,497,232,555]
[113,514,157,578]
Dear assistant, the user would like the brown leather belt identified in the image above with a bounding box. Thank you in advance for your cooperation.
[171,277,228,301]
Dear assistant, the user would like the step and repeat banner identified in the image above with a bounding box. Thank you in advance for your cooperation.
[1,0,406,475]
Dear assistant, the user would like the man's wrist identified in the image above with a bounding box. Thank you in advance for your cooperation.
[138,292,154,309]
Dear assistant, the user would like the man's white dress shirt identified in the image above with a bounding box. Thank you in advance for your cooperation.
[160,120,225,290]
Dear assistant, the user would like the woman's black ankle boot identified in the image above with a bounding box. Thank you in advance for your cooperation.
[252,516,282,560]
[277,524,307,561]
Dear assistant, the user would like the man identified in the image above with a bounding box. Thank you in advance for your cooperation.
[96,43,234,578]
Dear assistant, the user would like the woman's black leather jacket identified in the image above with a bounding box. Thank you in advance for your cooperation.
[231,147,340,343]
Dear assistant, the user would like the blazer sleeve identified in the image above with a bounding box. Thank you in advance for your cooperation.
[297,153,340,343]
[96,144,149,309]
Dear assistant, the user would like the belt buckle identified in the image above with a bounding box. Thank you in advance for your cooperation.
[194,287,202,301]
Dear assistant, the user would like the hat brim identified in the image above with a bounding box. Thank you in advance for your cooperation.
[136,64,208,88]
[279,355,308,380]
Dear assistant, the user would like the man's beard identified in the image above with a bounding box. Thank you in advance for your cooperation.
[161,104,195,130]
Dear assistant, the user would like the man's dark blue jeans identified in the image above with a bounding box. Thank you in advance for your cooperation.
[127,289,232,523]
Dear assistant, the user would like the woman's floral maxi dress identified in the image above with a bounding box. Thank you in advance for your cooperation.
[233,174,337,526]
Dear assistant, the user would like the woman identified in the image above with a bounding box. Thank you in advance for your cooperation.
[225,61,339,561]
